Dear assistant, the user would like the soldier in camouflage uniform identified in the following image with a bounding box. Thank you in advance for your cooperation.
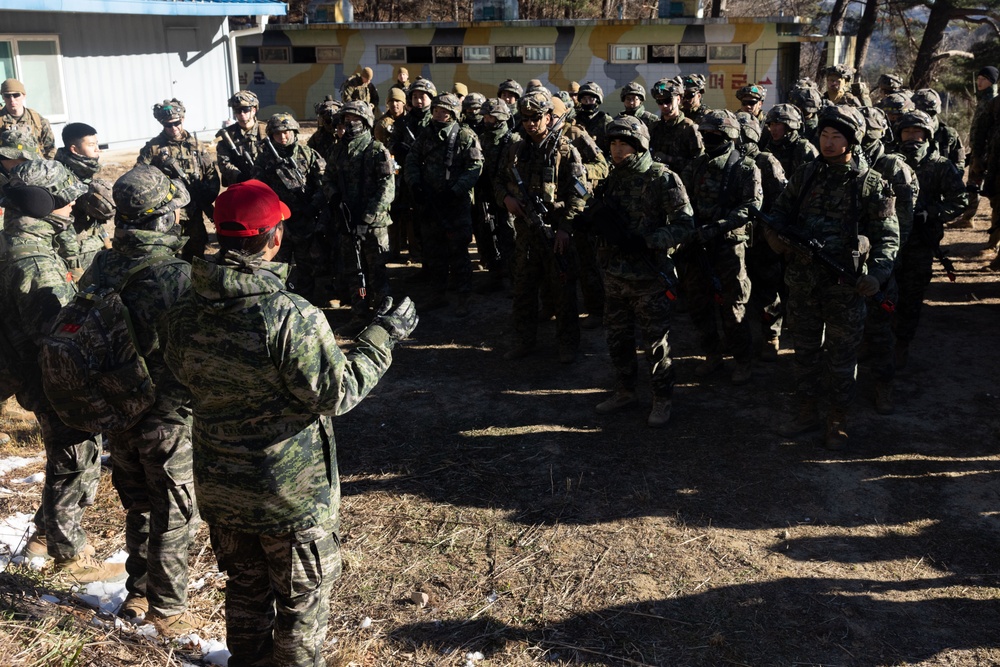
[649,78,704,175]
[680,110,763,384]
[735,112,788,361]
[77,165,201,635]
[308,96,342,164]
[875,73,905,104]
[137,99,220,262]
[735,84,767,122]
[375,88,405,147]
[340,67,376,109]
[0,160,125,583]
[324,101,396,334]
[164,179,417,667]
[911,88,966,173]
[789,82,823,146]
[857,105,918,414]
[586,117,695,427]
[965,67,998,232]
[54,123,114,275]
[497,79,524,133]
[576,82,613,153]
[462,93,487,135]
[618,82,658,128]
[1,125,41,196]
[877,92,915,152]
[894,110,967,369]
[477,98,517,292]
[768,105,899,449]
[389,78,437,264]
[404,93,484,315]
[680,74,712,127]
[0,78,56,159]
[822,65,863,107]
[253,113,327,300]
[763,104,819,177]
[217,91,268,187]
[501,92,588,363]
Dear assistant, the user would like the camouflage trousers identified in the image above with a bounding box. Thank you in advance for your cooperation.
[511,222,580,354]
[575,231,605,317]
[746,238,785,343]
[785,261,866,408]
[893,240,935,346]
[862,273,900,382]
[180,207,208,262]
[420,206,473,297]
[210,521,342,667]
[340,226,391,317]
[678,241,753,363]
[603,273,675,398]
[110,408,198,616]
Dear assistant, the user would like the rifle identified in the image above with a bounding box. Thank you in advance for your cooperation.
[510,164,570,280]
[477,194,502,265]
[265,138,308,195]
[750,206,895,313]
[220,125,255,176]
[157,148,215,220]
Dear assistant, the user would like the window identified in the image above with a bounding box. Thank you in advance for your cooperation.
[648,44,675,64]
[709,44,744,63]
[434,46,462,63]
[316,46,343,63]
[378,46,405,63]
[463,46,492,63]
[0,36,67,121]
[260,46,289,64]
[238,46,258,64]
[406,46,433,63]
[292,47,317,64]
[524,46,554,63]
[610,45,645,63]
[495,45,523,64]
[678,44,707,63]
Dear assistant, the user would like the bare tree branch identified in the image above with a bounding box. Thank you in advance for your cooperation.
[929,49,975,63]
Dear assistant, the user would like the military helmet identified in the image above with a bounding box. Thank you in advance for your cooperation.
[481,97,512,122]
[911,88,942,115]
[498,78,524,99]
[858,105,890,141]
[578,81,604,104]
[555,91,576,121]
[113,164,191,224]
[736,84,767,103]
[228,90,259,109]
[698,109,741,140]
[606,115,650,152]
[790,84,823,115]
[794,77,819,91]
[463,92,486,113]
[817,104,866,145]
[878,91,915,115]
[765,103,803,130]
[735,111,762,145]
[877,73,904,92]
[823,64,855,82]
[682,73,706,93]
[0,125,41,161]
[517,91,554,116]
[408,77,438,100]
[319,100,344,126]
[267,113,300,134]
[620,81,646,101]
[9,159,88,208]
[152,99,185,124]
[341,100,375,129]
[896,110,936,138]
[650,78,682,101]
[431,93,462,119]
[314,94,338,116]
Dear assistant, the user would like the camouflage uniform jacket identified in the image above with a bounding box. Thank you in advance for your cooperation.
[970,85,997,162]
[137,130,220,218]
[404,121,483,199]
[54,147,111,269]
[480,125,515,208]
[770,156,899,286]
[762,133,820,180]
[865,141,919,245]
[686,105,712,128]
[650,115,704,175]
[374,111,399,146]
[216,121,268,187]
[560,122,609,187]
[0,106,56,158]
[340,75,372,106]
[933,121,965,171]
[164,250,394,534]
[743,143,787,213]
[575,108,613,152]
[0,212,75,374]
[252,141,326,219]
[389,108,432,178]
[307,129,339,164]
[824,91,863,107]
[324,132,395,229]
[501,132,587,234]
[79,228,190,412]
[620,107,659,128]
[681,144,763,243]
[598,150,694,280]
[906,149,968,248]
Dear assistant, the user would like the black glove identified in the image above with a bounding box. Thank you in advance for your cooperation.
[912,210,929,227]
[371,296,418,344]
[695,224,721,244]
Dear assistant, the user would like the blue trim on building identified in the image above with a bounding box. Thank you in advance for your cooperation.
[0,0,286,16]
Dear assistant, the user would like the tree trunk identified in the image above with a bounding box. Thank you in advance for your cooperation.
[711,0,726,18]
[853,0,879,73]
[910,0,956,89]
[602,0,612,19]
[816,0,850,79]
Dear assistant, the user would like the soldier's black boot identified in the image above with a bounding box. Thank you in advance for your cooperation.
[778,398,821,438]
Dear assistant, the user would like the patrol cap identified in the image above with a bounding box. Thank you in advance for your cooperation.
[153,99,185,124]
[0,125,41,161]
[214,179,291,238]
[817,104,866,145]
[113,164,190,223]
[1,78,26,95]
[481,97,511,122]
[606,115,649,152]
[342,100,375,129]
[229,90,259,109]
[9,159,88,208]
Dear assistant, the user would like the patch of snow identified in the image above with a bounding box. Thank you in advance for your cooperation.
[11,472,44,484]
[0,456,41,477]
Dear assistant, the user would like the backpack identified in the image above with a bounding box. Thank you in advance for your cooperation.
[39,255,184,433]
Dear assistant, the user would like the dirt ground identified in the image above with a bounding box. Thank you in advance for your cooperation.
[1,144,1000,666]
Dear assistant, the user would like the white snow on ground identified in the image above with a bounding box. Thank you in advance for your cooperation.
[0,456,41,477]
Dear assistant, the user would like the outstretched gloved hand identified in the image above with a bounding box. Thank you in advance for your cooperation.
[371,296,418,344]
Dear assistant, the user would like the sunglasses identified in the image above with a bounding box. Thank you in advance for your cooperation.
[683,92,698,99]
[521,114,543,123]
[235,107,254,114]
[163,120,182,128]
[2,92,22,99]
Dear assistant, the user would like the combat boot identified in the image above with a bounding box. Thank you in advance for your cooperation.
[53,553,127,584]
[694,354,724,378]
[23,531,95,560]
[731,360,753,386]
[120,593,149,620]
[759,338,780,363]
[647,398,672,428]
[824,408,849,451]
[874,381,895,415]
[595,389,636,414]
[147,609,203,638]
[778,399,821,438]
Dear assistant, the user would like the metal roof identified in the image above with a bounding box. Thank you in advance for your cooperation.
[0,0,286,16]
